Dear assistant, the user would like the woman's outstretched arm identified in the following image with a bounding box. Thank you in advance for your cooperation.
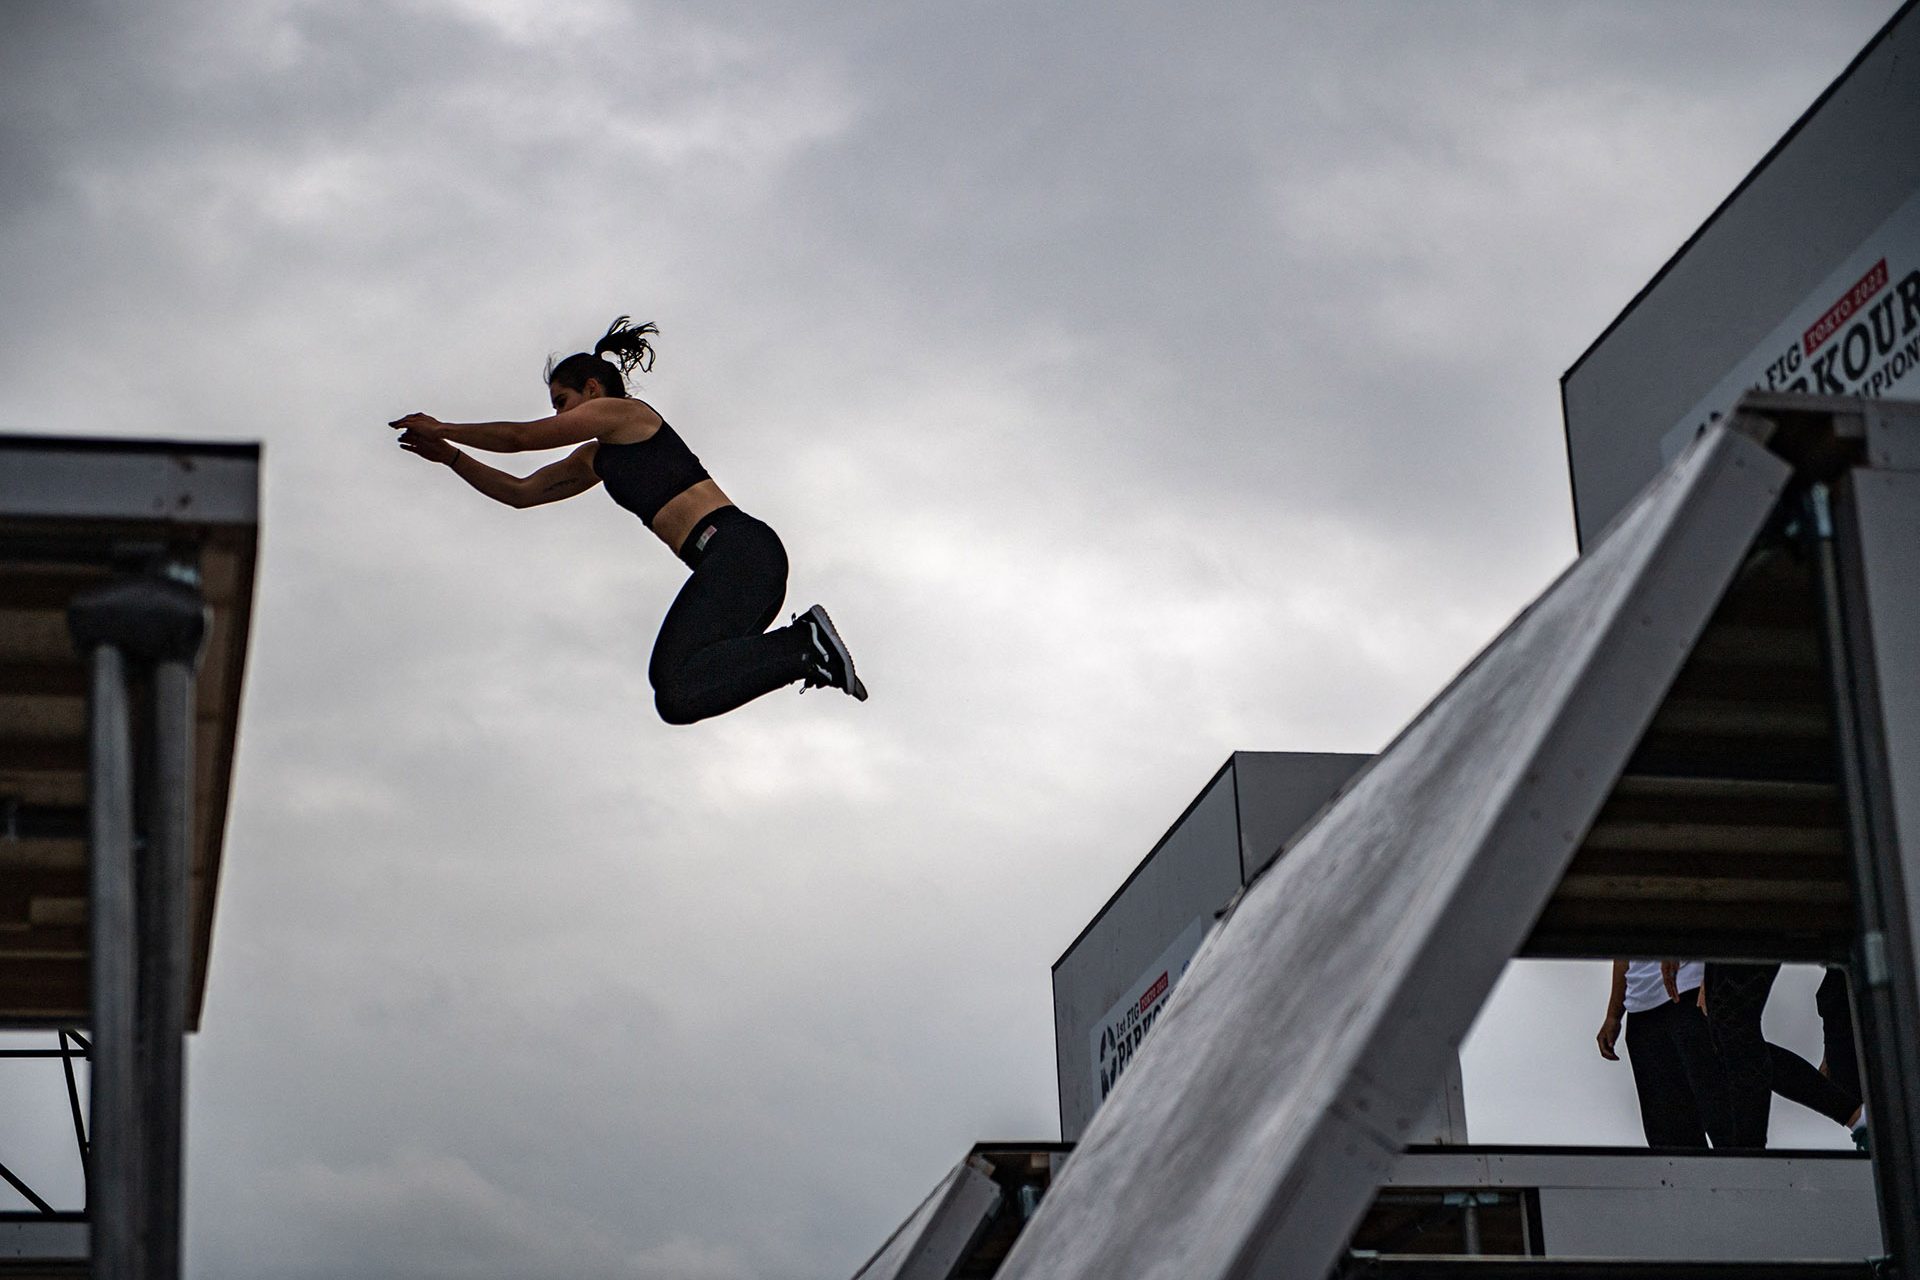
[399,430,600,508]
[390,399,630,453]
[515,445,603,507]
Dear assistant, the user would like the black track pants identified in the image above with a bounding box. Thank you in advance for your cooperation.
[1625,994,1731,1147]
[648,508,810,725]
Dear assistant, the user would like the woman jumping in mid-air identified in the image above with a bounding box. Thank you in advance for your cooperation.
[389,316,866,724]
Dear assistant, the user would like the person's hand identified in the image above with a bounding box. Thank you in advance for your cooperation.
[1661,961,1682,1003]
[389,412,447,439]
[398,427,458,464]
[1596,1013,1622,1061]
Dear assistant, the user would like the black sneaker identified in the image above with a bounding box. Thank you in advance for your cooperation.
[797,605,867,701]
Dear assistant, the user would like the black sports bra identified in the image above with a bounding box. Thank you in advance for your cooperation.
[591,422,711,529]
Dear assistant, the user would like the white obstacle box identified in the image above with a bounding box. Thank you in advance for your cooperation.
[1561,0,1920,548]
[1048,751,1470,1151]
[995,395,1920,1280]
[1051,752,1372,1143]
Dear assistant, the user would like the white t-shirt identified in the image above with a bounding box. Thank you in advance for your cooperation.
[1623,960,1705,1014]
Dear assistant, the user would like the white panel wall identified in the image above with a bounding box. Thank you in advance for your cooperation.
[1562,4,1920,546]
[1051,764,1242,1140]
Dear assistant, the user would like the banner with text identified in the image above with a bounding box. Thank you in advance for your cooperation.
[1663,186,1920,460]
[1090,916,1211,1108]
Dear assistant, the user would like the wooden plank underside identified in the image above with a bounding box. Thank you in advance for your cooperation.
[0,505,257,1030]
[1526,530,1857,957]
[0,958,87,1021]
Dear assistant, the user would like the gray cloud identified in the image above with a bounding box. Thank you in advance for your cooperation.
[0,0,1897,1274]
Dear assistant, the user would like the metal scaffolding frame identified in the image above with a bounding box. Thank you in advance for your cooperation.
[0,1031,91,1213]
[993,395,1920,1280]
[0,434,259,1278]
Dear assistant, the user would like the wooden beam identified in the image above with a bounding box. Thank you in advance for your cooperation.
[1580,820,1844,856]
[1600,775,1840,827]
[1554,873,1850,904]
[0,838,87,873]
[0,925,86,960]
[0,577,102,611]
[1647,698,1831,739]
[1566,847,1850,886]
[0,663,87,698]
[0,742,86,775]
[0,957,86,1018]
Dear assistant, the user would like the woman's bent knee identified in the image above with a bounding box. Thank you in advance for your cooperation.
[654,688,704,726]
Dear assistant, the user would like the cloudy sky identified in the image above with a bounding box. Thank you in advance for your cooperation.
[0,1,1905,1276]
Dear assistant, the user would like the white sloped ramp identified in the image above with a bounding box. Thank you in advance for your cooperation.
[996,423,1792,1280]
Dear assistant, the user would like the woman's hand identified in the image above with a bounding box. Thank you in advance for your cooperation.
[398,427,458,464]
[389,412,447,439]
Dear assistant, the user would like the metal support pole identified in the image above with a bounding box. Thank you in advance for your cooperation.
[140,657,194,1280]
[70,569,207,1280]
[82,642,140,1279]
[1808,482,1920,1268]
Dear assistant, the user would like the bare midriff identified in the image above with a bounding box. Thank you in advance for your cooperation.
[651,479,734,557]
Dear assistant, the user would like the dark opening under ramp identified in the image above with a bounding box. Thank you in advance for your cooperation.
[995,424,1792,1280]
[1523,533,1848,960]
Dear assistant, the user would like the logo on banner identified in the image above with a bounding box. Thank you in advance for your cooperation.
[1090,917,1209,1106]
[1768,258,1917,397]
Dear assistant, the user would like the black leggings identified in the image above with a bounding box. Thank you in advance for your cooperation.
[1705,962,1862,1146]
[648,508,811,725]
[1816,966,1863,1109]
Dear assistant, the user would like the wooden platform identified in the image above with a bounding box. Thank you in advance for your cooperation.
[0,436,259,1029]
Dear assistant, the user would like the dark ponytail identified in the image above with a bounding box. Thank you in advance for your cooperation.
[593,316,658,376]
[543,315,660,398]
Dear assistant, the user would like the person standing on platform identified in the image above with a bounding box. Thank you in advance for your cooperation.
[1597,959,1732,1147]
[1702,962,1867,1149]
